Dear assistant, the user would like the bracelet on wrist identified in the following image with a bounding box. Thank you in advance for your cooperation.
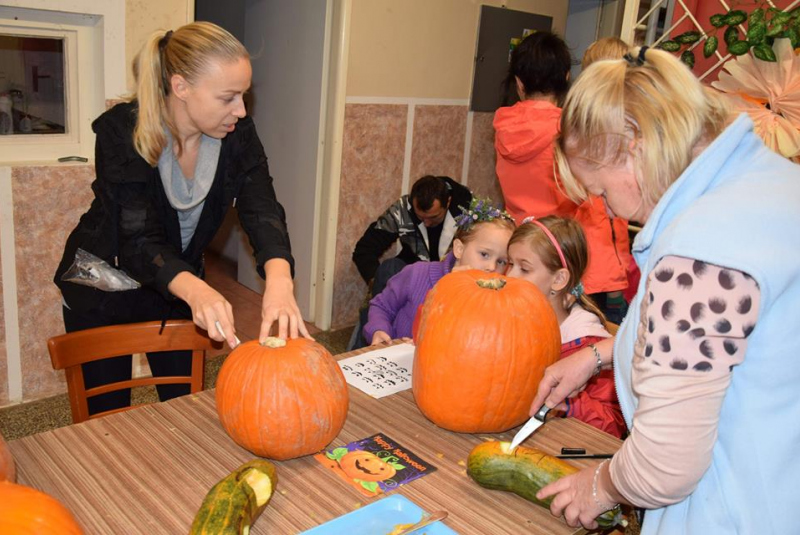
[592,459,618,513]
[588,343,603,376]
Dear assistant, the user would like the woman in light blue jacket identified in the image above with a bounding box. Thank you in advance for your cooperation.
[529,45,800,534]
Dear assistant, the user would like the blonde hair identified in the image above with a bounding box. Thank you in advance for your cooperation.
[130,21,249,166]
[555,46,730,207]
[454,217,515,246]
[509,216,606,323]
[581,37,629,69]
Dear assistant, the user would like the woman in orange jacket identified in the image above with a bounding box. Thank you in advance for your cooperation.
[494,31,633,322]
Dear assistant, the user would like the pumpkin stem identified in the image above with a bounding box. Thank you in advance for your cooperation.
[260,337,287,348]
[476,278,507,290]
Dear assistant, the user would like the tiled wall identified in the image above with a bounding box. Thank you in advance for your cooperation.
[0,247,6,405]
[0,165,96,405]
[331,101,501,328]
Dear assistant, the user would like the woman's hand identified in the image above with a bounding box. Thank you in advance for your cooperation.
[259,259,312,341]
[536,464,613,530]
[529,347,599,415]
[371,331,392,346]
[169,272,237,348]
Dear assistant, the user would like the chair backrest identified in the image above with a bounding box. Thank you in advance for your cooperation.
[48,320,223,423]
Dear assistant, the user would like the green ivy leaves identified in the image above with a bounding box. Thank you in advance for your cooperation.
[658,5,800,69]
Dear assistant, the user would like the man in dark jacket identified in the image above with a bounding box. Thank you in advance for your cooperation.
[352,175,472,285]
[348,175,472,349]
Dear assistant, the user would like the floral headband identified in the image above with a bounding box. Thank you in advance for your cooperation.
[456,198,513,231]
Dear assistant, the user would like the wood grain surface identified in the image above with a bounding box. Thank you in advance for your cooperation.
[9,343,622,534]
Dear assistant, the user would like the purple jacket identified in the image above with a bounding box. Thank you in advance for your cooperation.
[363,252,457,342]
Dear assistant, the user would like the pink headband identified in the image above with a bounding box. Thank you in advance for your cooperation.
[521,216,567,269]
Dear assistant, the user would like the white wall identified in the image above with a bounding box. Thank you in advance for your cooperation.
[242,0,328,319]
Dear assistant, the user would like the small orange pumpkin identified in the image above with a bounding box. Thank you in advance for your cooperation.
[216,337,349,460]
[0,481,83,534]
[0,430,15,483]
[339,451,397,482]
[413,270,561,433]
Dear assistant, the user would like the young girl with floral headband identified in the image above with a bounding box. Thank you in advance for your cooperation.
[364,198,514,346]
[506,216,625,438]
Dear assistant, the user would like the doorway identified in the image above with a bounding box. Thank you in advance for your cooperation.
[195,0,332,323]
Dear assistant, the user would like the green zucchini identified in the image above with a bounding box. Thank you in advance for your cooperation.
[467,441,625,529]
[191,460,278,535]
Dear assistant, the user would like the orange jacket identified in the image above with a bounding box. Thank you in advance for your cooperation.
[575,197,633,294]
[494,100,575,223]
[494,100,632,294]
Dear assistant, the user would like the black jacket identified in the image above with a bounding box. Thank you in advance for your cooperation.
[352,177,472,282]
[55,101,293,313]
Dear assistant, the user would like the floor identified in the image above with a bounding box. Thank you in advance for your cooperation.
[0,253,353,441]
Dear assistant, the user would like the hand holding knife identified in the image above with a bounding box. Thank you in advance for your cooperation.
[508,405,551,453]
[214,320,242,349]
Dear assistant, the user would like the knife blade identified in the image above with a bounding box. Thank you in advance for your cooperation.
[214,320,242,348]
[509,405,550,452]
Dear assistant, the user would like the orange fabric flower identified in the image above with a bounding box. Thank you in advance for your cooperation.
[711,38,800,161]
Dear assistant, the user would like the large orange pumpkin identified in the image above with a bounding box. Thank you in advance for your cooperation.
[0,481,83,534]
[215,337,349,460]
[413,270,560,433]
[0,430,15,482]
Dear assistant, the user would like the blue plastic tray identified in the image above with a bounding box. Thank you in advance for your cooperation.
[301,494,457,535]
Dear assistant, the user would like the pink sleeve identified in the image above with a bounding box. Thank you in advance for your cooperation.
[610,256,760,508]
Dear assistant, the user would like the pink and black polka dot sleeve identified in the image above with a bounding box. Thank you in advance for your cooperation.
[643,256,759,374]
[609,255,760,508]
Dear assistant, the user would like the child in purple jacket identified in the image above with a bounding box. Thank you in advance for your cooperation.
[364,199,515,345]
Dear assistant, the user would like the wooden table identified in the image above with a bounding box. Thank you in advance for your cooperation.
[9,345,622,534]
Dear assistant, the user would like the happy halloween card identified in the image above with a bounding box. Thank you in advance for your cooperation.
[314,433,437,497]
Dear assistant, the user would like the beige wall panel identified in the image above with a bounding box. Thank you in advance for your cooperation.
[347,0,568,99]
[331,104,408,329]
[409,105,467,183]
[125,0,193,92]
[12,166,95,401]
[467,111,504,206]
[0,245,6,405]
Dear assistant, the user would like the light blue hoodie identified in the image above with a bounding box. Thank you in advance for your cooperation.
[614,114,800,534]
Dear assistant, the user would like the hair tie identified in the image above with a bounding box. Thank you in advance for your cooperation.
[159,30,173,52]
[521,216,567,270]
[569,281,584,298]
[623,45,648,67]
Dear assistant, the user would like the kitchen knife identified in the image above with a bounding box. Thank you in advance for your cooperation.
[508,405,550,453]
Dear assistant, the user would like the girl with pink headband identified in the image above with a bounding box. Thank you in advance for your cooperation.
[506,215,625,438]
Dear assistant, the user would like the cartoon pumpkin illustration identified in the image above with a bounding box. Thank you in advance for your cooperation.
[339,450,397,482]
[324,448,404,495]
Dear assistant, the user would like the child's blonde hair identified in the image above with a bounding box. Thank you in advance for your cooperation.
[509,216,606,323]
[454,217,515,246]
[130,21,249,166]
[581,37,629,69]
[555,46,730,207]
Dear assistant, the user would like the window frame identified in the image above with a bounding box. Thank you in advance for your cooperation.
[0,2,123,164]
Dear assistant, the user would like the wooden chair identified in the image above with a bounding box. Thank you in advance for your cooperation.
[48,320,223,423]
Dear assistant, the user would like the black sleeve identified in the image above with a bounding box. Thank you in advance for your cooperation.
[352,222,399,282]
[92,109,194,299]
[233,119,295,279]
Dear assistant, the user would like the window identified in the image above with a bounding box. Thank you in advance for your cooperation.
[0,6,107,162]
[0,34,66,135]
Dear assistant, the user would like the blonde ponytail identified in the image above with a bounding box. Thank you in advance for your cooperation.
[555,46,730,205]
[131,31,170,166]
[129,22,249,166]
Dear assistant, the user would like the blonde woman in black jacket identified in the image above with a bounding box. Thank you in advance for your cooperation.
[54,22,308,415]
